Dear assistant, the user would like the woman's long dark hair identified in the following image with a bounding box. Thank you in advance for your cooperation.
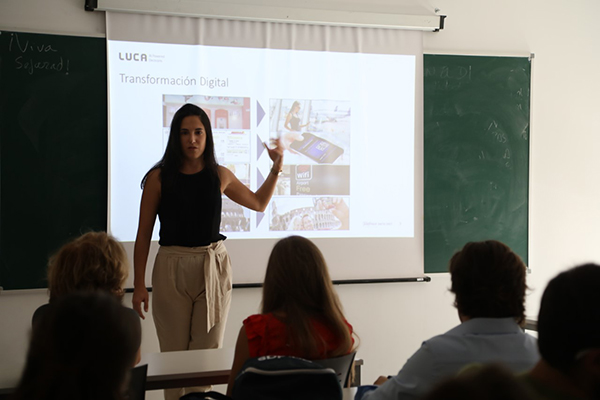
[141,103,219,188]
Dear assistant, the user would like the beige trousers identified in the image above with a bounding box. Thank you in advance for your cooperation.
[152,241,232,400]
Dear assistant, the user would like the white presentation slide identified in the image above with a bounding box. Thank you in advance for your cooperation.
[107,41,415,244]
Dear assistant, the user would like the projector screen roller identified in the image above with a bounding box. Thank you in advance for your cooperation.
[106,16,423,285]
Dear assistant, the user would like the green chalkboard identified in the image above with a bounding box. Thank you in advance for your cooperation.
[0,31,107,290]
[424,54,530,273]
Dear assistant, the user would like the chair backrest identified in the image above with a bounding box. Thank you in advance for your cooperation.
[313,351,356,387]
[126,364,148,400]
[233,356,342,400]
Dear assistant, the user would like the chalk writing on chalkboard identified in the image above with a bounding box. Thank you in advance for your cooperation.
[425,65,472,91]
[6,32,70,75]
[0,31,107,290]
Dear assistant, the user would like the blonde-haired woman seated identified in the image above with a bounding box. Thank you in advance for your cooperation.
[50,231,128,298]
[226,235,356,396]
[32,231,140,364]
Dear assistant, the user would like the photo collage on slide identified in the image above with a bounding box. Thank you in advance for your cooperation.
[163,96,351,234]
[268,99,351,232]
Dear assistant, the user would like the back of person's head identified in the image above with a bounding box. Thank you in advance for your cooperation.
[48,231,128,302]
[262,235,353,358]
[262,235,336,316]
[422,364,534,400]
[449,240,527,324]
[14,292,141,400]
[537,263,600,373]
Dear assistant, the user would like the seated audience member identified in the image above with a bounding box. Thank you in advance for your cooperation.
[33,231,129,326]
[523,263,600,400]
[13,292,142,400]
[32,231,141,365]
[226,235,356,396]
[362,240,539,400]
[422,364,535,400]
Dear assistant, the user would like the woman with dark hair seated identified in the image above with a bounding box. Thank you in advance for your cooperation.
[14,292,141,400]
[226,235,356,396]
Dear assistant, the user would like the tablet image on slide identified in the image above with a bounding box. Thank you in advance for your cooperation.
[270,98,350,165]
[290,132,344,164]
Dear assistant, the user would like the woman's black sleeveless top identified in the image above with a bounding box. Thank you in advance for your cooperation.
[158,169,226,247]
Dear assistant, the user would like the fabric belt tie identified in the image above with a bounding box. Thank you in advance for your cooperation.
[203,240,227,333]
[158,241,229,333]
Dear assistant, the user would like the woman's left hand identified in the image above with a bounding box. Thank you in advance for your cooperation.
[265,138,284,169]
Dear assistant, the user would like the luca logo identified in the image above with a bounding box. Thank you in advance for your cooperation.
[119,52,147,62]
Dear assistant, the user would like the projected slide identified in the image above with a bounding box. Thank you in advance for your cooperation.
[108,41,415,242]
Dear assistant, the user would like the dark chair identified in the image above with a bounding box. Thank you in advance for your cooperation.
[126,364,148,400]
[182,356,343,400]
[313,351,357,388]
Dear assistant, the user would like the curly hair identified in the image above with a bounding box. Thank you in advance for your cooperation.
[449,240,527,324]
[47,232,128,302]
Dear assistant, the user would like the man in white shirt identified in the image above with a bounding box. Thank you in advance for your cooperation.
[361,240,539,400]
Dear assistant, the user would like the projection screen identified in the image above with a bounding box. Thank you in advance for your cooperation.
[106,12,424,285]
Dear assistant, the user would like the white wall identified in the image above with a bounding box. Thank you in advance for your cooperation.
[2,0,600,396]
[423,0,600,319]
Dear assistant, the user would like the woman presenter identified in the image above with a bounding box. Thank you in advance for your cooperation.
[132,103,283,400]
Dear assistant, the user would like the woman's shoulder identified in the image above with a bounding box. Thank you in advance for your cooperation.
[243,313,284,335]
[148,167,161,176]
[243,313,280,326]
[216,164,231,181]
[344,318,354,333]
[146,167,162,184]
[32,303,50,329]
[243,313,290,358]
